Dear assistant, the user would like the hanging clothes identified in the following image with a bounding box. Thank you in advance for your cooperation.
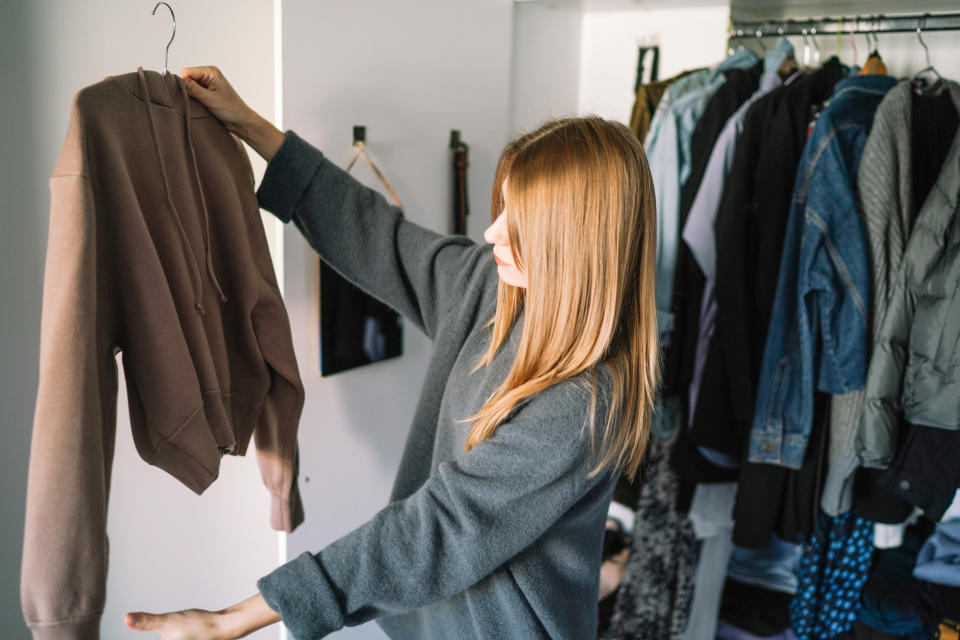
[666,39,794,395]
[20,68,306,638]
[670,48,794,640]
[858,81,960,466]
[630,68,700,142]
[648,49,759,343]
[607,434,699,640]
[662,61,763,393]
[855,521,938,640]
[822,81,960,520]
[878,423,960,522]
[680,56,787,409]
[687,58,843,467]
[672,41,795,480]
[615,23,960,640]
[645,68,713,151]
[790,512,875,640]
[711,56,845,447]
[749,74,897,470]
[719,578,795,637]
[694,56,845,549]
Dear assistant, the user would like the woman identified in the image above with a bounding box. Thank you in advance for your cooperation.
[126,65,659,640]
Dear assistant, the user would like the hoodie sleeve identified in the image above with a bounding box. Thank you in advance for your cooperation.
[21,170,119,639]
[243,155,306,532]
[255,130,491,339]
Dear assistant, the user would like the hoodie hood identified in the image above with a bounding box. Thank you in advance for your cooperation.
[131,66,228,313]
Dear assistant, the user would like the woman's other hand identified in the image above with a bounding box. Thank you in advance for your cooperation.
[125,608,229,640]
[179,66,285,162]
[126,593,281,639]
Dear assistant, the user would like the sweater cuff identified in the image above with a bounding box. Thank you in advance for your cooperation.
[256,130,326,223]
[257,551,343,640]
[28,617,101,639]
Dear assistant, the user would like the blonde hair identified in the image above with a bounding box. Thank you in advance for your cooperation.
[466,116,660,481]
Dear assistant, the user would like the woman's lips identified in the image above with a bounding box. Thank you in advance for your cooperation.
[494,254,509,267]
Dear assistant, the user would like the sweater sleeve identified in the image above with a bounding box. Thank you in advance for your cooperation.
[256,130,490,339]
[21,174,118,639]
[255,380,610,639]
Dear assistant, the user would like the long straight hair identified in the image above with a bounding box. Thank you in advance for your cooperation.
[466,116,660,481]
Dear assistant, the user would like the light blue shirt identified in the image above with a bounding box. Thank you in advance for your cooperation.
[648,48,759,340]
[644,69,712,153]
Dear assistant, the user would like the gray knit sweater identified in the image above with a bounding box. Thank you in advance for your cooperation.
[254,130,617,640]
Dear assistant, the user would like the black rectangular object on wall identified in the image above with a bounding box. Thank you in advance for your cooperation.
[318,259,402,376]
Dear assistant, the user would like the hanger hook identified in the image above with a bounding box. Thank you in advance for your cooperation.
[916,14,932,68]
[849,16,858,66]
[800,26,811,67]
[810,20,821,60]
[151,2,176,77]
[755,22,767,51]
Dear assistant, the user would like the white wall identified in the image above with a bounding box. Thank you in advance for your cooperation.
[511,1,732,131]
[510,1,583,135]
[279,1,513,638]
[1,2,282,638]
[578,4,732,124]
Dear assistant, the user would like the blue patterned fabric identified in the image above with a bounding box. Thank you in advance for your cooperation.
[790,512,874,640]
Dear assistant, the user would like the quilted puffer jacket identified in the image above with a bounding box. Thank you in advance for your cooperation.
[859,81,960,467]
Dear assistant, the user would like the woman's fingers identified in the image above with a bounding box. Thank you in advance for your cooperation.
[178,66,221,90]
[177,66,253,135]
[125,610,159,631]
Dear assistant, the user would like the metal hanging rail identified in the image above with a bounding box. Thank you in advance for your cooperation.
[730,12,960,38]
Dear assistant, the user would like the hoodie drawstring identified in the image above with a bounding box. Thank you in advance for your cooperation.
[176,74,229,305]
[136,66,228,314]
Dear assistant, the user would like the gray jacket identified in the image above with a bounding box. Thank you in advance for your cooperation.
[858,80,960,468]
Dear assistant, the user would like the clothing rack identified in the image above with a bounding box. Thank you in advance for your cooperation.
[730,12,960,38]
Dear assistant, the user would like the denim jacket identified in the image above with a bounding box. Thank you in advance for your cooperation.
[749,75,896,467]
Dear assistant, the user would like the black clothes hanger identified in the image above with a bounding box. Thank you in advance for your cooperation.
[634,45,660,92]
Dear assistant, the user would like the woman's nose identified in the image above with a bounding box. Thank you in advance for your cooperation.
[484,212,508,245]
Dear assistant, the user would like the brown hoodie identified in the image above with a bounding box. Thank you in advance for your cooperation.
[20,67,305,639]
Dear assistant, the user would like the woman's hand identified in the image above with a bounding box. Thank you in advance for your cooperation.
[179,66,286,162]
[124,608,228,640]
[126,593,281,639]
[178,66,255,136]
